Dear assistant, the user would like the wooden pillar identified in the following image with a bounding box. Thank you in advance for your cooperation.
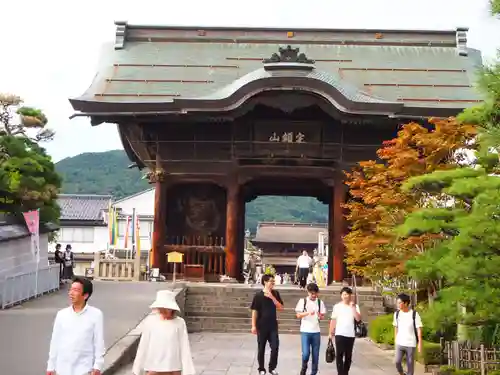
[328,177,347,284]
[225,178,239,278]
[150,170,166,272]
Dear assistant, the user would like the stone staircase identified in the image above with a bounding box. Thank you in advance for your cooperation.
[184,284,386,335]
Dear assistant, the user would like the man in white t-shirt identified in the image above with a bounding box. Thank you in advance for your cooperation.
[393,293,423,375]
[296,251,312,289]
[295,283,327,375]
[328,287,361,375]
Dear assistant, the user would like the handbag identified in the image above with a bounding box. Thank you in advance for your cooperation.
[352,275,368,338]
[355,320,368,338]
[325,338,336,363]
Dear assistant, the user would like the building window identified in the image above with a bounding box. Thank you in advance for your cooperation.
[60,227,95,243]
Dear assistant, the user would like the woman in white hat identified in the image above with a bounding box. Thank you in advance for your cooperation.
[132,290,195,375]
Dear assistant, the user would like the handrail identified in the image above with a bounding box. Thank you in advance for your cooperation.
[0,264,60,309]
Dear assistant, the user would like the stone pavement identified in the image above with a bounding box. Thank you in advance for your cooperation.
[0,281,167,375]
[116,332,405,375]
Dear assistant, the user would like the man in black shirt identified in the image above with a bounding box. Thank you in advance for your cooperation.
[250,274,284,375]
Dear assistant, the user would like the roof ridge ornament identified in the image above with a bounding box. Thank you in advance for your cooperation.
[263,45,315,64]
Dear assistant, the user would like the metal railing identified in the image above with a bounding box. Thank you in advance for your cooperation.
[0,264,60,309]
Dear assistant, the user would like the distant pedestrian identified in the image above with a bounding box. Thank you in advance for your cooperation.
[296,251,312,289]
[295,283,327,375]
[62,244,74,281]
[132,290,195,375]
[54,243,63,283]
[328,287,361,375]
[251,274,284,375]
[47,277,105,375]
[393,293,423,375]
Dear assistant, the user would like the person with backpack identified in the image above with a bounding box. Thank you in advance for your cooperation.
[393,293,423,375]
[295,283,327,375]
[328,287,361,375]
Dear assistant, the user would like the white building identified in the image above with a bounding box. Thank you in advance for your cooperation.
[113,188,154,251]
[49,190,155,274]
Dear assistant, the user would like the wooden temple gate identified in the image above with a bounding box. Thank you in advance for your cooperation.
[69,23,477,283]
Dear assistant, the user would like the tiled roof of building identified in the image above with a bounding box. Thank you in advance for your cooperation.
[57,194,112,221]
[0,213,58,242]
[253,221,328,244]
[70,23,481,118]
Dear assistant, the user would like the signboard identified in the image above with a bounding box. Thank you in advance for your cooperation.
[23,209,40,263]
[167,251,184,263]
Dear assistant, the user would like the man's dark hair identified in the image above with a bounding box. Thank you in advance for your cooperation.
[261,274,274,285]
[55,243,61,249]
[72,277,93,301]
[306,283,319,293]
[340,286,353,295]
[397,293,411,305]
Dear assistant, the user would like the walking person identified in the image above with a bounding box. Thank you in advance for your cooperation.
[250,274,284,375]
[62,244,75,281]
[295,283,327,375]
[393,293,423,375]
[296,251,312,289]
[132,290,195,375]
[328,287,361,375]
[54,243,63,284]
[47,277,105,375]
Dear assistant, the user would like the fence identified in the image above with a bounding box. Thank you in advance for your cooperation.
[93,251,141,281]
[444,340,500,374]
[0,264,60,309]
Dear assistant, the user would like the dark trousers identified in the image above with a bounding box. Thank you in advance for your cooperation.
[257,329,279,372]
[395,345,416,375]
[298,268,308,288]
[335,335,355,375]
[300,332,321,375]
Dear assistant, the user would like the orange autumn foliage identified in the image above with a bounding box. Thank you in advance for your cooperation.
[343,118,476,279]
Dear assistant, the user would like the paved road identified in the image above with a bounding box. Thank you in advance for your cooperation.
[115,332,417,375]
[0,281,167,375]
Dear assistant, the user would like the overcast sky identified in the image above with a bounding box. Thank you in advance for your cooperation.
[1,0,499,162]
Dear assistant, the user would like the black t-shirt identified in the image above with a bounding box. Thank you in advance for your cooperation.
[250,290,284,332]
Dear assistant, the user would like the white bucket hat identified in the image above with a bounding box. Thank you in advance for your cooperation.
[149,290,180,311]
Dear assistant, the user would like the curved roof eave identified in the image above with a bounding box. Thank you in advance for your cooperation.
[173,67,405,115]
[69,66,407,117]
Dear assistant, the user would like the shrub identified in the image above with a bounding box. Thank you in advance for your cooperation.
[417,340,442,365]
[369,314,394,345]
[438,366,480,375]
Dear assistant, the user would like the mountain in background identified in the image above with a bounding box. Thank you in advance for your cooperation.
[55,150,328,231]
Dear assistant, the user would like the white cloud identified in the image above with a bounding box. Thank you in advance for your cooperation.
[1,0,499,162]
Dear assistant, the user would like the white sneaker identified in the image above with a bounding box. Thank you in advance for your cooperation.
[270,371,279,375]
[259,371,266,375]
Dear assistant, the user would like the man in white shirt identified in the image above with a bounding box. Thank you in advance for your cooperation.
[295,283,327,375]
[328,287,361,375]
[393,293,423,375]
[296,251,312,289]
[47,277,105,375]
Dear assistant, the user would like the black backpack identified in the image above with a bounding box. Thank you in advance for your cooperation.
[302,298,322,314]
[395,309,419,344]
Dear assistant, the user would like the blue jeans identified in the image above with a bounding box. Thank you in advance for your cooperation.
[301,332,321,375]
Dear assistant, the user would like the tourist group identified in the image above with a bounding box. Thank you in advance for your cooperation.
[45,276,422,375]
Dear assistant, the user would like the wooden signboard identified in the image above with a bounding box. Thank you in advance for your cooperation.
[167,251,183,263]
[167,251,184,283]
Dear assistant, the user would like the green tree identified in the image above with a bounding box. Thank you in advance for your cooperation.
[0,93,61,229]
[398,0,500,335]
[0,136,61,226]
[0,93,54,142]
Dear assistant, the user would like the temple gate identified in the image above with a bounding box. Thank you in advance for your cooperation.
[70,23,480,283]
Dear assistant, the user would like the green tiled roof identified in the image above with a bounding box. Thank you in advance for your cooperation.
[70,23,482,117]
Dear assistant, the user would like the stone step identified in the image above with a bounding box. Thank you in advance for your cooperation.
[183,305,385,318]
[185,293,384,303]
[186,289,383,299]
[184,299,384,309]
